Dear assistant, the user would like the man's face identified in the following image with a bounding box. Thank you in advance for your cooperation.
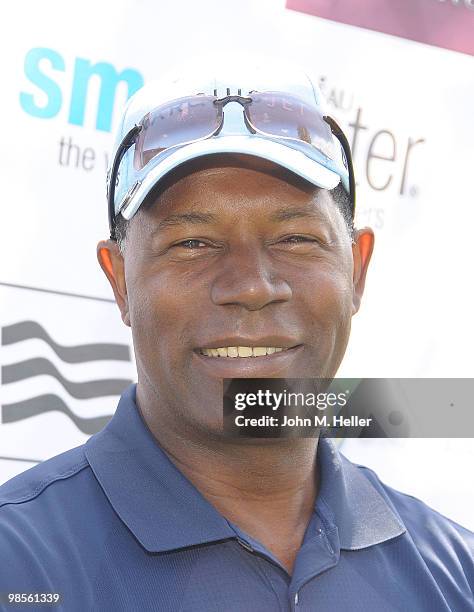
[99,154,373,435]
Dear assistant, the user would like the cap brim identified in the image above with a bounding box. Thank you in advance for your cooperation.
[119,135,341,220]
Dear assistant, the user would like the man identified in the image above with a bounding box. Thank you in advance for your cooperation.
[0,56,473,611]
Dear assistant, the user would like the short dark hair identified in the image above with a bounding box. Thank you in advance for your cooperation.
[115,182,354,253]
[331,182,355,239]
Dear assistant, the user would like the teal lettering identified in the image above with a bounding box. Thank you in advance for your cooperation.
[20,47,64,119]
[68,59,143,131]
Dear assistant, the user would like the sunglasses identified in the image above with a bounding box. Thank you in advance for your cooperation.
[107,91,356,240]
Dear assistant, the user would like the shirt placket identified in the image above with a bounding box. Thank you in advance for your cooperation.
[288,522,340,611]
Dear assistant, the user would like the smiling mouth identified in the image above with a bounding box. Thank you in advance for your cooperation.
[198,346,292,358]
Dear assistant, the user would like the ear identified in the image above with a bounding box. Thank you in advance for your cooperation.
[351,227,375,314]
[97,239,131,327]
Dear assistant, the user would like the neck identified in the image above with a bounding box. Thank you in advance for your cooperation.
[136,380,320,574]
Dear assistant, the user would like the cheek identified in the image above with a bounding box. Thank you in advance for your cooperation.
[127,269,198,369]
[296,265,354,345]
[298,256,353,309]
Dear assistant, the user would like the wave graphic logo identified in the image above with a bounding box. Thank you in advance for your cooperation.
[1,320,133,435]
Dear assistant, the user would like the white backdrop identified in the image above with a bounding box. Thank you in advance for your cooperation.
[1,0,473,529]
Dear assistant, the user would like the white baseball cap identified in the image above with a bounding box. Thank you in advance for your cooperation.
[106,54,353,239]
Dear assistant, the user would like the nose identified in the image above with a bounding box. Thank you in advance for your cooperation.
[210,246,293,311]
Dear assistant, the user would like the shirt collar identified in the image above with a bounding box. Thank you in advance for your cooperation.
[85,383,405,553]
[316,437,406,550]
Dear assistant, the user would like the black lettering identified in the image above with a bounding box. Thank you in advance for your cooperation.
[366,130,396,191]
[400,137,425,195]
[82,147,95,171]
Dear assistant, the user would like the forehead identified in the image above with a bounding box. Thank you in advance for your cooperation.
[137,153,340,227]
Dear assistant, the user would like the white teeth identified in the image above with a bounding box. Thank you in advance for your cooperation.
[238,346,253,357]
[199,346,288,358]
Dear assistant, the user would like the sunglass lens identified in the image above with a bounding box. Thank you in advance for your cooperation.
[246,92,336,159]
[135,96,220,170]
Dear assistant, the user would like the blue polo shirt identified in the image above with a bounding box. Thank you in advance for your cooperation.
[0,384,473,611]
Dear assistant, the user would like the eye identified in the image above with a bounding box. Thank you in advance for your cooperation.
[174,239,207,249]
[271,234,329,253]
[280,235,318,244]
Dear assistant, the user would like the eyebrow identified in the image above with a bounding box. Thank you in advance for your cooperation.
[154,211,219,232]
[269,204,327,223]
[153,204,326,233]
